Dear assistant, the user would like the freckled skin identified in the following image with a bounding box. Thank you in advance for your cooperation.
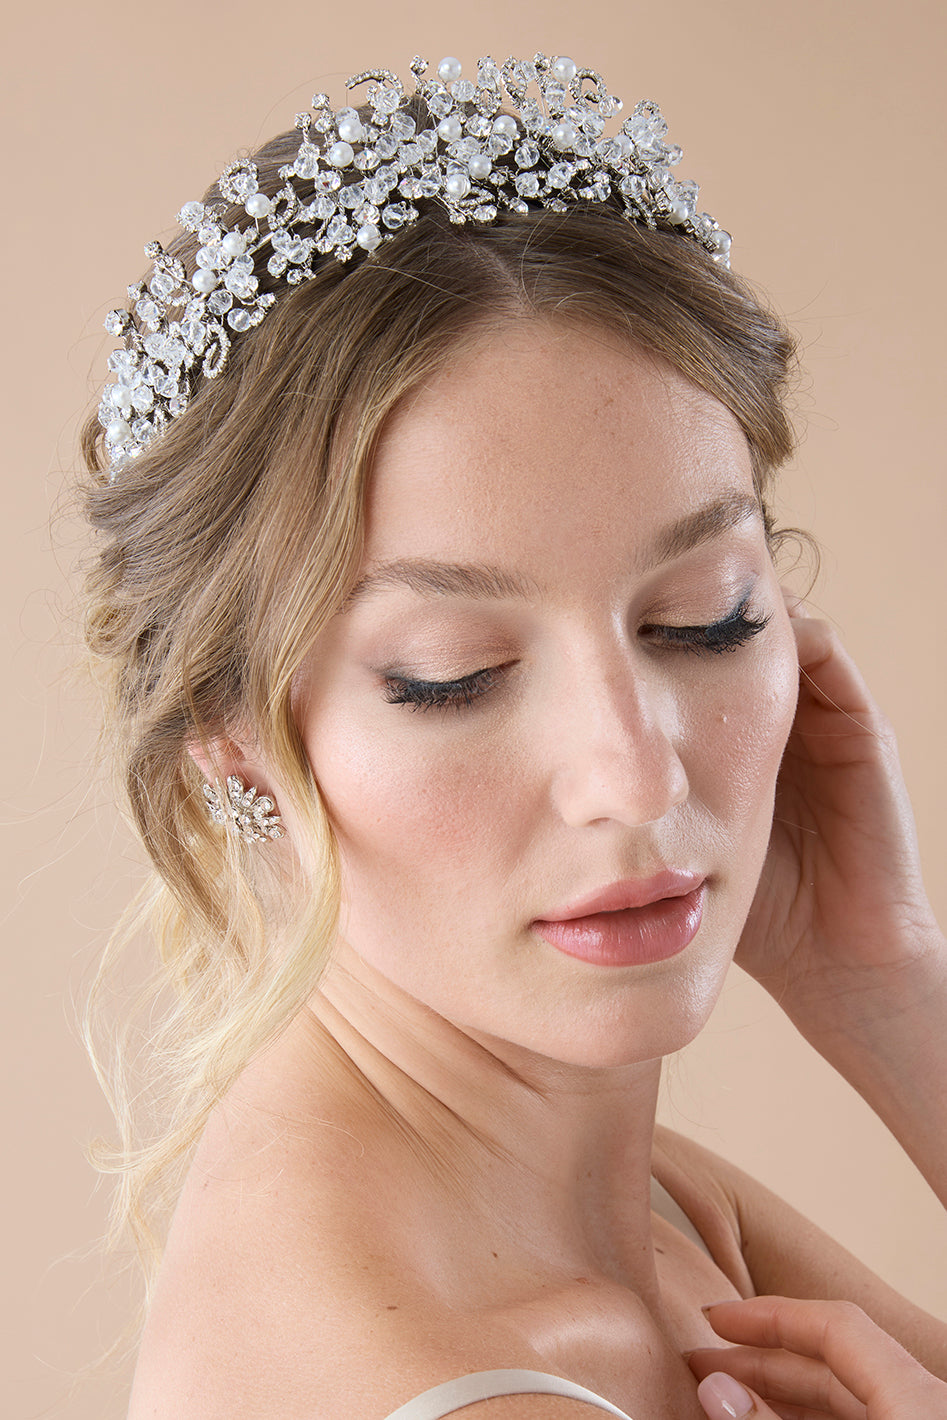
[291,320,799,1069]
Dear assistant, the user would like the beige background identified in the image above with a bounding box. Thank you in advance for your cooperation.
[4,0,945,1416]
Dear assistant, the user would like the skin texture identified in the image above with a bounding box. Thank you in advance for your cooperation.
[293,319,800,1071]
[159,318,947,1420]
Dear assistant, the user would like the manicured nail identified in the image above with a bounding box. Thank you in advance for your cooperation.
[697,1372,754,1418]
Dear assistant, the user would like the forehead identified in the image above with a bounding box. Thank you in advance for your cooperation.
[363,319,755,568]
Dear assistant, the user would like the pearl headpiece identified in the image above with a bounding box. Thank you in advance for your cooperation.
[98,53,732,477]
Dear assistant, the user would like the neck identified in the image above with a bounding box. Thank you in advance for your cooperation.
[306,945,666,1305]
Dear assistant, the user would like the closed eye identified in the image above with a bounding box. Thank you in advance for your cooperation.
[641,595,771,654]
[383,664,508,712]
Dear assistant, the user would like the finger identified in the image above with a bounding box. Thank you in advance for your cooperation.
[784,617,881,730]
[702,1298,936,1411]
[697,1372,787,1419]
[779,586,811,620]
[687,1345,866,1420]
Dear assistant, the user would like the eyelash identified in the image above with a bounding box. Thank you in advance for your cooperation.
[383,596,772,712]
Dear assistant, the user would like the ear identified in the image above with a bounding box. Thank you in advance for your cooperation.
[186,733,274,799]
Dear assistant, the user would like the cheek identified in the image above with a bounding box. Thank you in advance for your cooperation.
[305,708,516,888]
[687,622,798,841]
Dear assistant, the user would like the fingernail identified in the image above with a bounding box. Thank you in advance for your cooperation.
[697,1372,754,1418]
[701,1300,735,1314]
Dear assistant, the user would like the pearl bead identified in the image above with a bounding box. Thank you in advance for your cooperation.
[552,56,578,83]
[222,231,246,257]
[467,153,492,180]
[356,223,381,251]
[551,121,577,151]
[437,56,462,83]
[337,117,365,144]
[192,268,218,294]
[437,116,463,143]
[444,171,470,199]
[105,418,131,445]
[492,114,518,138]
[327,141,355,168]
[109,385,133,411]
[245,193,272,219]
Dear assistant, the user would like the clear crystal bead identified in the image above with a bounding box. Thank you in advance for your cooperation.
[542,81,567,111]
[515,141,539,168]
[373,85,401,113]
[374,165,399,192]
[398,176,423,199]
[620,173,647,204]
[374,133,400,160]
[548,162,574,189]
[355,147,380,170]
[312,169,342,193]
[169,394,189,417]
[417,128,438,154]
[179,318,207,349]
[337,184,364,209]
[521,101,546,135]
[398,141,422,167]
[451,79,476,102]
[207,290,233,314]
[131,385,155,411]
[268,253,288,276]
[381,202,412,229]
[506,60,537,90]
[390,112,417,140]
[135,298,161,327]
[514,172,540,197]
[104,310,129,336]
[425,90,452,120]
[178,201,205,228]
[294,144,321,179]
[473,203,497,221]
[149,271,177,299]
[487,133,514,157]
[227,308,253,331]
[415,167,439,197]
[131,417,154,442]
[599,94,621,118]
[450,137,480,162]
[464,114,491,139]
[326,216,353,245]
[478,57,500,85]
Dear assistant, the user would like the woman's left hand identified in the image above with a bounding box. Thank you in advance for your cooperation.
[733,593,945,1040]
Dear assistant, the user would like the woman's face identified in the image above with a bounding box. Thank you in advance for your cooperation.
[293,320,799,1068]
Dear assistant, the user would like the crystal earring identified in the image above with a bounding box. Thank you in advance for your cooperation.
[202,774,285,844]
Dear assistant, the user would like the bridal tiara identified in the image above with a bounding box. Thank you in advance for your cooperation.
[98,52,732,477]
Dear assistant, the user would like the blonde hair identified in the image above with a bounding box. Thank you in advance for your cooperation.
[79,121,798,1295]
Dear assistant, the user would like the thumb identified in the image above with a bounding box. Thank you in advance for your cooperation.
[697,1372,781,1419]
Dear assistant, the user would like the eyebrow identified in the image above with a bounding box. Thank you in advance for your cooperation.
[343,491,763,608]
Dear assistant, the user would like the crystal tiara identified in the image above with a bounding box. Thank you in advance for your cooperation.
[98,52,732,477]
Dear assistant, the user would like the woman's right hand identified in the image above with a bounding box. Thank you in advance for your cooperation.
[687,1296,947,1419]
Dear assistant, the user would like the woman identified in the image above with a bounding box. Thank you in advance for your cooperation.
[82,53,947,1418]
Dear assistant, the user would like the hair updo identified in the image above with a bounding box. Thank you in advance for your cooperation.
[79,109,797,1280]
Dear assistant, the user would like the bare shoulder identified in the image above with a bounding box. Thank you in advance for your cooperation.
[653,1123,947,1374]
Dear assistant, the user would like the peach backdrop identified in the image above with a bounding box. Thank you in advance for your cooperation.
[4,0,945,1415]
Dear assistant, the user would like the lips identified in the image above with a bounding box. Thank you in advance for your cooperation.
[532,871,706,967]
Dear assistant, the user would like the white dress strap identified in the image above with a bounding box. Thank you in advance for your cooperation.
[383,1369,636,1420]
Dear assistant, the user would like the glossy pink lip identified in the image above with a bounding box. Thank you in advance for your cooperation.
[532,871,706,967]
[541,870,705,921]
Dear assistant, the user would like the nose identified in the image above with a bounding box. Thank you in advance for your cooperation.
[550,657,690,829]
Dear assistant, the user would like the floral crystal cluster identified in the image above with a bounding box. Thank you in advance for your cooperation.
[99,53,732,476]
